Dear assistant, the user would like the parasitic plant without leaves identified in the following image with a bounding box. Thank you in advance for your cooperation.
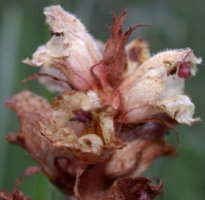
[1,5,202,200]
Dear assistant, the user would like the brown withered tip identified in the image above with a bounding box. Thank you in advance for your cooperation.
[99,11,151,88]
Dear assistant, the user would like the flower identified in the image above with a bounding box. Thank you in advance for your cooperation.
[6,5,201,200]
[23,5,102,92]
[118,48,201,125]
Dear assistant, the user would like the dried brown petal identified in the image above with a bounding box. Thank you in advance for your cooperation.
[99,177,162,200]
[105,139,175,178]
[131,140,176,177]
[92,12,147,95]
[6,90,78,194]
[74,165,105,200]
[41,93,123,164]
[101,11,134,88]
[93,29,150,110]
[117,114,176,141]
[125,37,150,77]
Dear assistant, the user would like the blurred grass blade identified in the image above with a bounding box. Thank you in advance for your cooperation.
[75,0,95,28]
[0,3,22,186]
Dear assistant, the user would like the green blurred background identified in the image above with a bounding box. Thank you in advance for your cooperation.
[0,0,205,199]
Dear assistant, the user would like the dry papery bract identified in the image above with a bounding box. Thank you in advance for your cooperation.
[5,4,202,200]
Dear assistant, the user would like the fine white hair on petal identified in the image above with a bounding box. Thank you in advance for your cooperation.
[87,90,101,108]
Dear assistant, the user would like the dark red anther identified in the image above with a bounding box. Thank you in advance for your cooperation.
[71,110,92,127]
[177,62,191,78]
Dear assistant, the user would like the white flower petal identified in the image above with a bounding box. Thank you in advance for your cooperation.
[158,95,200,125]
[23,5,102,92]
[118,49,201,124]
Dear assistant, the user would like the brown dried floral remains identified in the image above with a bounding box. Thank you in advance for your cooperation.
[5,5,202,200]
